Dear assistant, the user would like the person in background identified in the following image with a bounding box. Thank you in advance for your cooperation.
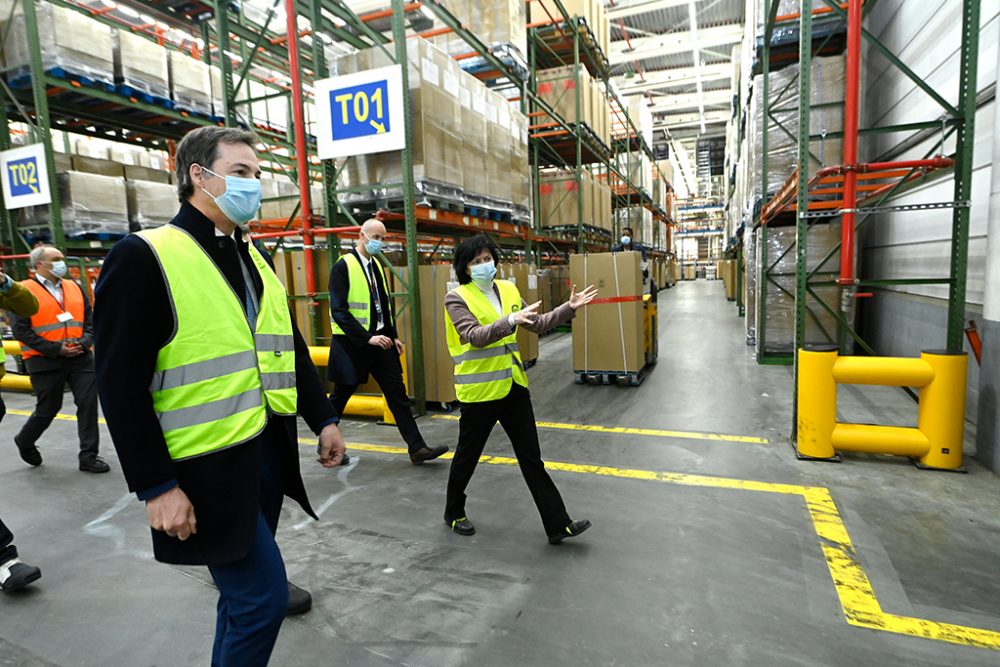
[12,245,108,473]
[327,218,448,466]
[612,226,654,296]
[443,234,598,543]
[0,271,42,592]
[94,126,346,666]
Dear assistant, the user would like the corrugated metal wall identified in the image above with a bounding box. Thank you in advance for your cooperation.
[859,0,1000,423]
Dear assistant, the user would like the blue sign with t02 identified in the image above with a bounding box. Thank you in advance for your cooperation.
[0,144,51,210]
[6,156,41,196]
[329,79,391,141]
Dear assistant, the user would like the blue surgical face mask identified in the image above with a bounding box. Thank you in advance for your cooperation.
[470,260,496,288]
[49,260,68,279]
[621,235,632,246]
[198,165,262,225]
[363,233,383,255]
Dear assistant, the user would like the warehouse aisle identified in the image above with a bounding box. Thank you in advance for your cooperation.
[1,280,999,666]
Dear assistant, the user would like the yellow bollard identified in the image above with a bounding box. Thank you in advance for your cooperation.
[917,350,968,470]
[0,373,33,392]
[796,345,839,459]
[308,345,397,423]
[831,423,929,457]
[832,356,934,387]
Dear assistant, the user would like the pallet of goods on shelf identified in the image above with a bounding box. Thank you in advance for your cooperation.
[431,0,528,76]
[168,50,212,116]
[753,222,852,358]
[332,39,529,219]
[536,64,609,146]
[614,150,652,194]
[537,168,612,233]
[2,3,115,88]
[746,54,845,199]
[529,0,610,55]
[113,29,170,104]
[127,180,176,230]
[20,171,129,239]
[570,251,647,385]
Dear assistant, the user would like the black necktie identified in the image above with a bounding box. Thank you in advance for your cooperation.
[368,261,384,330]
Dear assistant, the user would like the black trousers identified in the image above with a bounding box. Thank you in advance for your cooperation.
[445,384,570,536]
[329,345,427,454]
[16,358,100,460]
[0,516,14,564]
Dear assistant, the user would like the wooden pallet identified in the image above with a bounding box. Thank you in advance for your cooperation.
[573,366,648,387]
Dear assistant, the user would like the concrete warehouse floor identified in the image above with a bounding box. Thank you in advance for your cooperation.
[1,279,999,666]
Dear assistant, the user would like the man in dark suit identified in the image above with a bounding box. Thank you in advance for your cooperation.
[327,218,447,465]
[94,126,345,667]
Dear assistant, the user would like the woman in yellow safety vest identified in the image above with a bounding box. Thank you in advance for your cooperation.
[443,234,598,544]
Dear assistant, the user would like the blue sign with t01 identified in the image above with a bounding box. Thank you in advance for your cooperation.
[0,144,51,210]
[315,65,406,160]
[330,80,391,141]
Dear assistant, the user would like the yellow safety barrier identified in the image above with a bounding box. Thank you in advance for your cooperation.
[796,345,967,469]
[1,340,401,425]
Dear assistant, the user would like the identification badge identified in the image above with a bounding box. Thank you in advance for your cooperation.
[56,312,73,323]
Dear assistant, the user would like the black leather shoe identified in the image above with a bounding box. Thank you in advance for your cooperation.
[548,519,592,545]
[79,456,110,474]
[0,559,41,592]
[445,516,475,536]
[286,582,312,615]
[410,445,449,466]
[339,453,351,466]
[14,437,41,467]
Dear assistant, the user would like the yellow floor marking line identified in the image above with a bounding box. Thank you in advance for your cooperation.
[5,405,991,650]
[7,408,106,425]
[314,437,1000,652]
[431,414,769,445]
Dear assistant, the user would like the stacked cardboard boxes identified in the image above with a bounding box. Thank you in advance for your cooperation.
[536,65,610,146]
[126,180,176,230]
[498,263,540,365]
[22,171,129,237]
[570,252,644,374]
[431,0,527,61]
[538,169,612,231]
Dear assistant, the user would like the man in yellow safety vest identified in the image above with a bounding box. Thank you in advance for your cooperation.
[94,126,346,666]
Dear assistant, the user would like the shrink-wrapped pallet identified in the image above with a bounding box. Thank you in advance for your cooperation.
[432,0,527,62]
[126,180,176,229]
[748,54,844,197]
[22,171,128,237]
[113,29,169,99]
[754,223,849,357]
[169,51,212,115]
[2,3,114,84]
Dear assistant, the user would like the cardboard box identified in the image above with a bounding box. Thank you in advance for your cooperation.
[71,155,124,178]
[124,164,171,184]
[393,264,458,404]
[511,263,540,363]
[3,4,113,83]
[570,252,644,373]
[169,51,212,114]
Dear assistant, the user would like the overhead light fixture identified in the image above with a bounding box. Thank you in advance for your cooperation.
[687,0,706,134]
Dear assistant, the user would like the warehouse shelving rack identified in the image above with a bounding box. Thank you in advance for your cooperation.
[753,0,978,368]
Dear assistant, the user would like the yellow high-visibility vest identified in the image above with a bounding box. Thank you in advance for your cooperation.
[331,253,375,336]
[445,280,527,403]
[138,224,297,462]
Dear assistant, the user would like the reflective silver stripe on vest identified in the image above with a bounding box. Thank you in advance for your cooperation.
[454,368,514,384]
[260,371,296,392]
[451,343,520,365]
[151,349,258,393]
[347,301,368,310]
[157,387,263,432]
[254,334,295,352]
[32,321,83,333]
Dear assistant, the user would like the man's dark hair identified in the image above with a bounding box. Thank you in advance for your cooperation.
[453,234,500,285]
[174,126,258,202]
[622,226,634,235]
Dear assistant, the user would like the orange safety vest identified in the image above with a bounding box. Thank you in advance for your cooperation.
[19,278,85,359]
